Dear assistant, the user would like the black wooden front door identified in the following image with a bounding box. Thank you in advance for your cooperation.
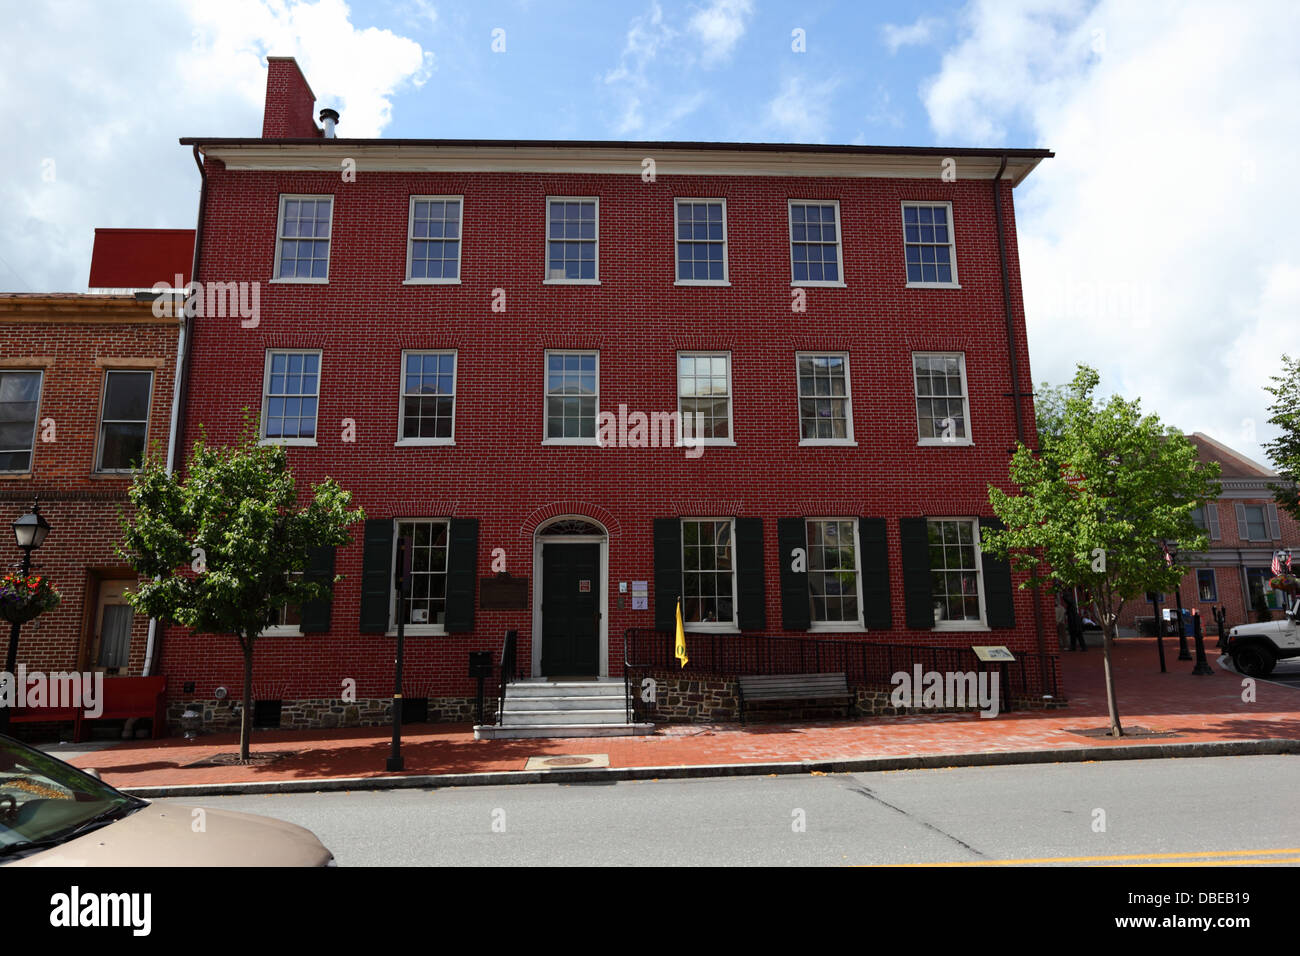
[541,542,600,677]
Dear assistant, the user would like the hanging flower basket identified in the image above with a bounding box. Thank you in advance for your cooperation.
[0,573,61,625]
[1269,573,1300,595]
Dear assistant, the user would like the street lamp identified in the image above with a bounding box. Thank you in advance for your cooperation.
[1162,539,1193,661]
[1,499,52,730]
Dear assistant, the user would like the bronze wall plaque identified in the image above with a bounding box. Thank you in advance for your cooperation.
[479,574,529,610]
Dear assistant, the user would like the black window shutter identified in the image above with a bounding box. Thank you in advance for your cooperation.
[777,517,810,631]
[444,518,479,632]
[299,545,336,633]
[980,516,1015,629]
[654,518,682,633]
[899,517,934,630]
[359,519,394,633]
[858,518,892,630]
[735,517,766,631]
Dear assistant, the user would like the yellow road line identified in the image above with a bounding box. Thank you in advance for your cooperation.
[892,847,1300,866]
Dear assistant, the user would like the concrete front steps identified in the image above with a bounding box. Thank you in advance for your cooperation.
[473,679,654,740]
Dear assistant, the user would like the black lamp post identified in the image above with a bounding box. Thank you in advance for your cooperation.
[386,536,410,772]
[1,499,52,731]
[1163,539,1193,661]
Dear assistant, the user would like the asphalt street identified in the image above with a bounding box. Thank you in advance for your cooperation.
[157,754,1300,866]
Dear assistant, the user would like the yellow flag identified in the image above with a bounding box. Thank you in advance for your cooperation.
[674,597,689,667]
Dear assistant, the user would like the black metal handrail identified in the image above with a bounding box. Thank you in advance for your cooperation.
[623,627,1062,710]
[496,629,518,726]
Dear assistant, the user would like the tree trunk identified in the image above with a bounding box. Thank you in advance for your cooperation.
[1102,616,1124,738]
[240,638,254,762]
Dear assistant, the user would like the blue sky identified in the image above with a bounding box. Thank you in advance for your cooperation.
[1,0,1297,465]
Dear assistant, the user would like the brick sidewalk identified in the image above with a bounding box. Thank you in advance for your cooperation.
[61,637,1300,789]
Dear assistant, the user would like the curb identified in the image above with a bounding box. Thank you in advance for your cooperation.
[120,736,1300,799]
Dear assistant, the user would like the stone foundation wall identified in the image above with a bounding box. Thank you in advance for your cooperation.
[165,695,488,734]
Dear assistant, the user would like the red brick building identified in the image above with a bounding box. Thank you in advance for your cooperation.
[162,57,1057,733]
[0,291,181,733]
[1117,433,1300,634]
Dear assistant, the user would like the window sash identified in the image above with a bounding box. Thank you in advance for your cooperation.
[400,350,456,441]
[788,200,843,285]
[544,350,599,441]
[406,196,463,281]
[274,195,333,281]
[0,369,43,472]
[262,350,321,441]
[545,197,599,282]
[675,199,728,283]
[677,352,732,442]
[1196,569,1217,603]
[681,518,737,627]
[796,352,852,441]
[914,352,970,443]
[1244,505,1268,540]
[927,518,985,625]
[902,201,957,286]
[97,370,153,472]
[806,518,862,625]
[392,519,450,629]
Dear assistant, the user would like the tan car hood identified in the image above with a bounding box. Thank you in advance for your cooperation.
[6,803,333,867]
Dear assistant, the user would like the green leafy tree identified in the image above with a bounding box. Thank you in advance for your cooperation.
[1033,381,1072,452]
[119,421,364,760]
[1262,354,1300,521]
[981,365,1220,737]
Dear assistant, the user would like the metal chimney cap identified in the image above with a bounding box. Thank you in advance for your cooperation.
[319,108,340,123]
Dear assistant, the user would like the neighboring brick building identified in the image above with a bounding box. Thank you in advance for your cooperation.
[1117,432,1299,633]
[0,291,181,732]
[163,57,1056,733]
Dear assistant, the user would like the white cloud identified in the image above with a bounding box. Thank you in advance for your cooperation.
[765,76,841,142]
[603,3,708,136]
[688,0,754,65]
[881,15,943,53]
[0,0,428,292]
[916,0,1300,462]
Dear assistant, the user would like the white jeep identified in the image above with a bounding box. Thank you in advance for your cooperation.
[1226,597,1300,677]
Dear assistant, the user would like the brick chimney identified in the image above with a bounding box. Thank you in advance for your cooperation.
[262,56,321,139]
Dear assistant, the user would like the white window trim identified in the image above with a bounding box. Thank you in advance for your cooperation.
[0,368,44,474]
[901,200,960,289]
[806,517,866,631]
[270,193,333,284]
[673,197,731,286]
[386,517,450,637]
[259,348,322,447]
[95,369,154,473]
[395,349,456,446]
[676,350,736,447]
[795,351,856,446]
[788,198,846,288]
[543,196,600,285]
[913,351,973,447]
[929,516,989,631]
[542,349,601,446]
[403,195,463,285]
[681,516,740,633]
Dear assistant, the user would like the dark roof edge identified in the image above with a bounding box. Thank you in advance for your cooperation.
[179,136,1053,158]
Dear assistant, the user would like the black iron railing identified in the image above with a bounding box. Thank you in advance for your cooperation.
[623,627,1061,715]
[496,629,518,726]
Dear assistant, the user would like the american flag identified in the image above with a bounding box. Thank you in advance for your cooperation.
[1274,550,1292,575]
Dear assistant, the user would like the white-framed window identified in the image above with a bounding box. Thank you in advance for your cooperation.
[405,196,462,283]
[261,350,321,445]
[272,194,332,282]
[677,352,733,445]
[0,370,44,473]
[544,350,599,443]
[788,199,844,286]
[391,519,450,633]
[1242,504,1269,541]
[902,201,958,287]
[928,518,986,629]
[807,518,864,629]
[796,352,854,444]
[262,572,304,637]
[96,370,153,472]
[682,517,736,630]
[675,198,728,284]
[545,197,599,283]
[914,352,971,446]
[398,350,456,444]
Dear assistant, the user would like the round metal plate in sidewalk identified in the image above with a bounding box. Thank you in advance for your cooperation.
[523,753,610,770]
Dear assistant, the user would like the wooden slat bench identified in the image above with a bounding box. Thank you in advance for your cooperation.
[737,673,852,723]
[7,705,81,737]
[74,676,168,742]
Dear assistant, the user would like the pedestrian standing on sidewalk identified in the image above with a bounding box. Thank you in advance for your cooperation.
[1065,592,1087,651]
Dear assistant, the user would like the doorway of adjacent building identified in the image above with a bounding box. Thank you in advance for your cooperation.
[89,579,134,676]
[532,517,607,679]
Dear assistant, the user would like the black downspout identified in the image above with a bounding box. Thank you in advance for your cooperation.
[992,155,1050,693]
